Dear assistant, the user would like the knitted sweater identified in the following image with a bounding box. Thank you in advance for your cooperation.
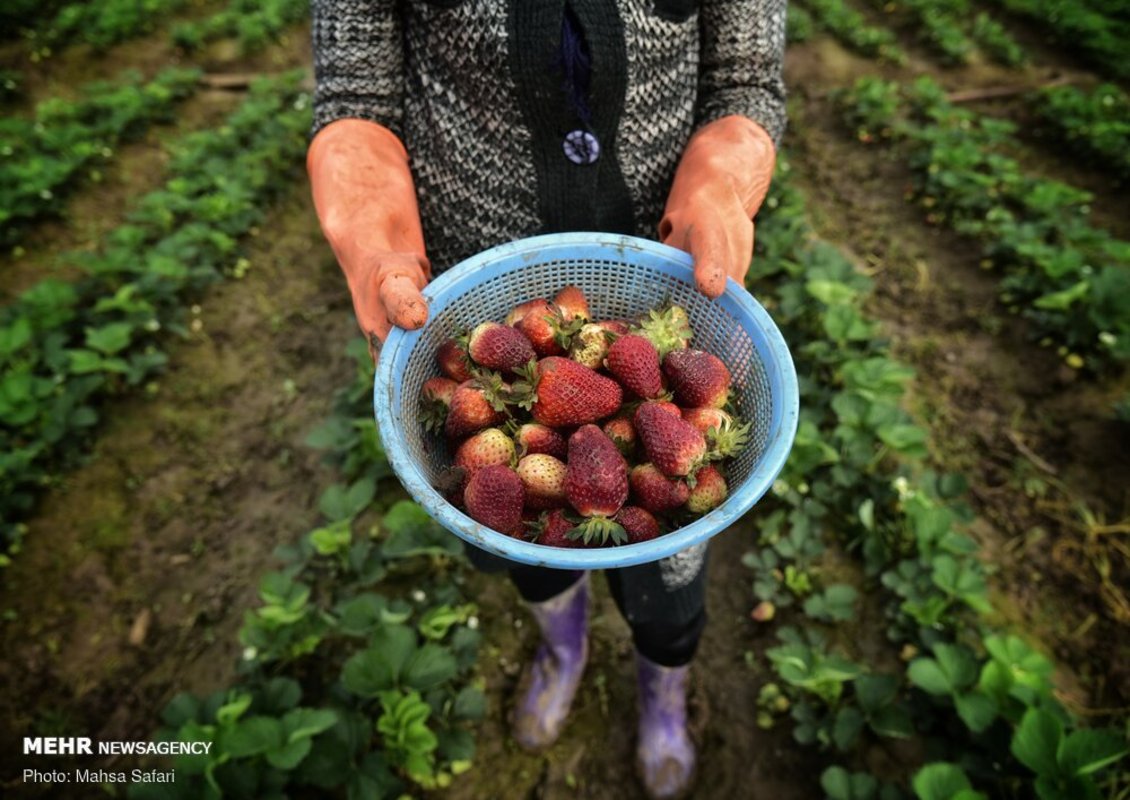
[311,0,787,272]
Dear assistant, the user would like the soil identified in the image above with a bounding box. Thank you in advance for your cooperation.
[2,9,1129,800]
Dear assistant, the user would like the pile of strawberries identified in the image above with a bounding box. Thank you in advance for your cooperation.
[418,285,750,548]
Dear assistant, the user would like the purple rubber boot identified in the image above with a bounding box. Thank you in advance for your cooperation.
[511,573,590,750]
[636,653,696,800]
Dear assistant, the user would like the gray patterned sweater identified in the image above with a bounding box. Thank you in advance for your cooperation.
[312,0,787,272]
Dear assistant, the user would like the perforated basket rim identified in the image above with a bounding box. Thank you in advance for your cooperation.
[374,232,799,569]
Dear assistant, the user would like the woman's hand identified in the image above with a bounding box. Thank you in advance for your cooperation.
[307,119,431,358]
[659,116,777,298]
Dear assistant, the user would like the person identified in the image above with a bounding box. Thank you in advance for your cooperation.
[306,2,785,797]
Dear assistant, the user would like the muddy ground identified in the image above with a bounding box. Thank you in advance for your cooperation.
[1,10,1128,800]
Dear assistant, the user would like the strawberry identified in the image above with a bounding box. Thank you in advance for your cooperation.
[516,454,568,510]
[515,300,582,357]
[634,304,692,358]
[464,465,525,536]
[506,298,551,327]
[436,337,474,382]
[655,400,682,418]
[564,424,628,544]
[685,464,727,513]
[605,334,664,399]
[419,377,457,433]
[554,284,591,322]
[530,509,583,548]
[602,416,637,457]
[465,321,535,373]
[634,401,707,479]
[513,422,567,460]
[569,323,611,369]
[454,428,515,476]
[682,407,732,436]
[597,319,631,336]
[445,374,509,439]
[511,357,623,428]
[664,349,731,409]
[615,506,660,543]
[629,463,690,514]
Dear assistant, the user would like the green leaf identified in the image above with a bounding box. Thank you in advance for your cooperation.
[161,693,201,728]
[258,678,302,715]
[453,686,486,721]
[309,518,353,556]
[1034,279,1089,310]
[380,500,462,558]
[933,644,978,690]
[1012,708,1065,776]
[821,766,853,800]
[341,625,417,696]
[223,716,283,758]
[402,643,458,690]
[85,322,133,355]
[912,763,974,800]
[319,479,374,521]
[908,659,952,696]
[833,706,865,751]
[265,736,312,770]
[335,593,389,636]
[282,708,338,743]
[1057,728,1128,777]
[215,691,253,726]
[855,674,898,713]
[954,691,996,733]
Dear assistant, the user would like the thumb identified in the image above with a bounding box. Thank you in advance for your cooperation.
[687,223,728,299]
[380,272,429,331]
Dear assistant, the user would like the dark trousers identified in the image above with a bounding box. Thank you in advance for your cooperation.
[466,545,708,667]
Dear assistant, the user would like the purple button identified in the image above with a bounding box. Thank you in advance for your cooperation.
[563,130,600,165]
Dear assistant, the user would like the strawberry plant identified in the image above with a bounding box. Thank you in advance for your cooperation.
[1030,83,1130,181]
[741,157,1128,798]
[0,67,200,246]
[0,72,311,562]
[795,0,907,63]
[989,0,1130,78]
[172,0,309,54]
[788,3,815,42]
[841,76,1130,374]
[31,0,187,51]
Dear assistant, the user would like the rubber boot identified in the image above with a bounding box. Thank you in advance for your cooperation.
[636,653,696,800]
[511,573,589,750]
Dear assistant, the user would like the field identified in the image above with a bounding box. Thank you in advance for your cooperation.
[1,1,1128,798]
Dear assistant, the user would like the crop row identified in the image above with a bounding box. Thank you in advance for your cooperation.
[989,0,1130,79]
[0,72,311,563]
[0,67,201,248]
[1030,83,1130,182]
[793,0,907,63]
[841,76,1130,374]
[744,158,1128,800]
[13,0,307,56]
[129,341,483,798]
[173,0,309,55]
[872,0,1026,66]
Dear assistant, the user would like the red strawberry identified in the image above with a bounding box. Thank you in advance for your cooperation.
[629,463,690,514]
[515,299,582,357]
[554,285,591,322]
[464,465,525,536]
[506,298,551,327]
[513,422,567,460]
[598,319,631,336]
[420,377,457,433]
[602,416,637,457]
[683,408,751,459]
[682,407,731,435]
[454,428,515,476]
[445,375,509,439]
[516,454,568,510]
[615,506,660,543]
[569,323,611,369]
[664,349,731,408]
[512,357,623,427]
[634,401,707,479]
[436,337,474,382]
[685,465,727,513]
[564,425,628,544]
[605,334,664,399]
[466,321,535,373]
[655,401,682,418]
[531,509,583,548]
[634,304,692,358]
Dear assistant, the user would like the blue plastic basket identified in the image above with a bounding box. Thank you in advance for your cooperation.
[374,232,798,569]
